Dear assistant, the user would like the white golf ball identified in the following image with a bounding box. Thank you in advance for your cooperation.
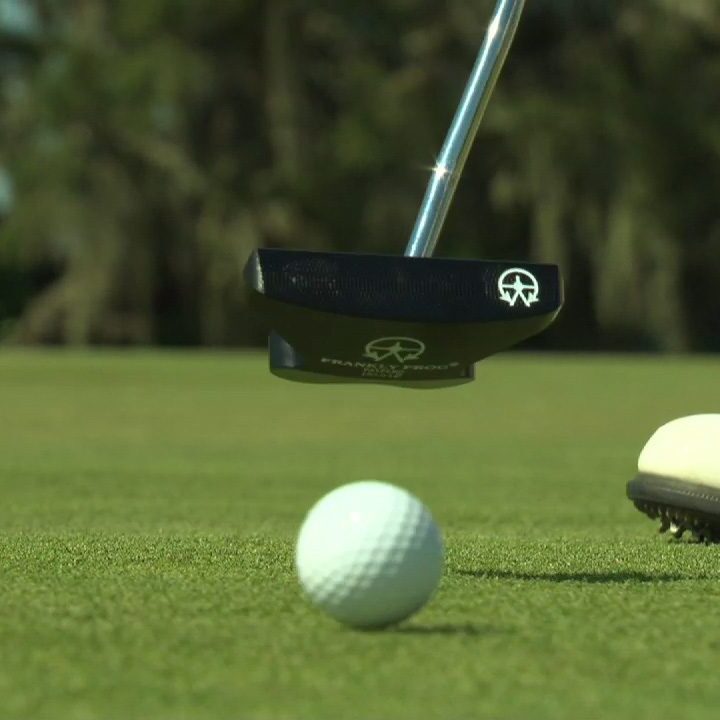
[295,481,443,629]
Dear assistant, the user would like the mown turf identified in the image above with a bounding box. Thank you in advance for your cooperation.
[1,351,720,720]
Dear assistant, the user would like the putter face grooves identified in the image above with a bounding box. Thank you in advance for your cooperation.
[406,0,527,259]
[247,250,561,325]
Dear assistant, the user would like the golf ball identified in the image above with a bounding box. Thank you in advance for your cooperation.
[295,481,443,629]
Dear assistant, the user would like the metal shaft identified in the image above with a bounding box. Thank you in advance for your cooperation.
[405,0,526,258]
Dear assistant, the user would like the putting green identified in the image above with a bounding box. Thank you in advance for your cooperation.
[1,351,719,719]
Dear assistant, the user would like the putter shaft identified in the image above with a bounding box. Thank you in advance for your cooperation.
[405,0,526,259]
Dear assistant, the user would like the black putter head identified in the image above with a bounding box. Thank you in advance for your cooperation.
[244,249,563,389]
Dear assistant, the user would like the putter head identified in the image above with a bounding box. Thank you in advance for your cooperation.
[245,249,563,389]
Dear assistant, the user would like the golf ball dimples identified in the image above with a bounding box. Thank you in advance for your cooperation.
[296,481,443,629]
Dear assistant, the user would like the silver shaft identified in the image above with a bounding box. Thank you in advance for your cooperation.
[405,0,526,258]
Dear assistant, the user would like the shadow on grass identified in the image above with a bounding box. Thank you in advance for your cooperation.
[457,569,695,584]
[391,623,507,637]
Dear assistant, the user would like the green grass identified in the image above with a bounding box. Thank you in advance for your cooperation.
[1,351,720,720]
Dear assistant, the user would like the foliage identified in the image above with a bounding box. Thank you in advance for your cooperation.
[1,0,719,348]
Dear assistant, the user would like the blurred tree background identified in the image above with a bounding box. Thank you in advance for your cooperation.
[0,0,719,350]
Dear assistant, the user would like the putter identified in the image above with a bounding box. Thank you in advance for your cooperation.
[245,0,563,388]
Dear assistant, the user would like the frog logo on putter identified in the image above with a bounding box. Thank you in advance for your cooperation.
[364,337,427,364]
[498,269,541,308]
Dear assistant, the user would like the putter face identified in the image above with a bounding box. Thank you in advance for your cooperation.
[245,249,563,388]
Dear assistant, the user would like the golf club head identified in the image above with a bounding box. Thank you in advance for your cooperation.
[245,249,563,388]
